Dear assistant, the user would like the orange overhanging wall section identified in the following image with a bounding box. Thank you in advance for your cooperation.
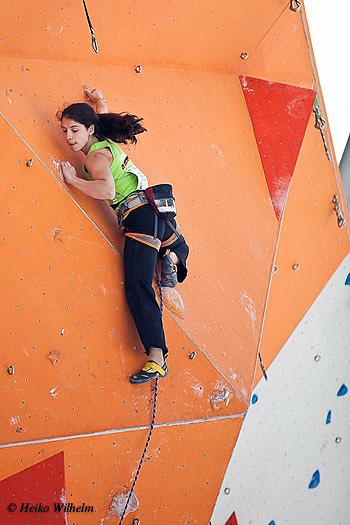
[0,1,349,523]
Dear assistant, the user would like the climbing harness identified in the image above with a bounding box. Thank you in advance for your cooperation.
[116,192,148,224]
[144,184,177,220]
[289,0,302,12]
[116,188,181,250]
[144,184,181,245]
[160,224,182,248]
[332,194,345,228]
[82,0,99,53]
[124,232,161,251]
[117,192,161,250]
[118,270,164,524]
[116,184,176,224]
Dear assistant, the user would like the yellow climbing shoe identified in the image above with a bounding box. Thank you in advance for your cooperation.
[130,360,168,384]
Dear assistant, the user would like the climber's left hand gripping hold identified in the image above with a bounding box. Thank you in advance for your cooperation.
[60,161,78,185]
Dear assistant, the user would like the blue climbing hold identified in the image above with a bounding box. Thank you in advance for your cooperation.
[345,273,350,285]
[337,384,348,397]
[308,469,320,489]
[251,394,258,404]
[326,410,332,424]
[268,521,276,525]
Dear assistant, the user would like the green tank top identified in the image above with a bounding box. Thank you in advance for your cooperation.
[84,139,148,207]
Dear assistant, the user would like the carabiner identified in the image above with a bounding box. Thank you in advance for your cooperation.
[289,0,302,12]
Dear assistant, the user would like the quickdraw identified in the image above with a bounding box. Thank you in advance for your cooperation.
[313,100,331,161]
[332,194,345,228]
[289,0,302,12]
[82,0,99,53]
[258,351,268,380]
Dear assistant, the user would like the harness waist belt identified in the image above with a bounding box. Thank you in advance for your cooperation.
[115,192,148,222]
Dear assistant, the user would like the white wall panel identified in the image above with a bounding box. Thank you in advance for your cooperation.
[211,254,350,525]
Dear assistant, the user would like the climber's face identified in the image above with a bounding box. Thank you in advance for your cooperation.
[61,117,95,153]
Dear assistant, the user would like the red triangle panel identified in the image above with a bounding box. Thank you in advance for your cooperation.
[240,75,316,220]
[225,510,239,525]
[0,452,66,523]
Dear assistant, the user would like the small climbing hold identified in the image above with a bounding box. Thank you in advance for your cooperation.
[210,388,232,410]
[251,393,258,404]
[7,365,15,375]
[326,410,332,424]
[345,273,350,285]
[335,436,342,444]
[189,351,196,360]
[224,487,231,495]
[337,384,348,397]
[240,52,249,60]
[52,228,64,243]
[49,387,58,398]
[308,469,320,489]
[26,159,34,167]
[224,512,238,525]
[292,263,300,271]
[156,286,184,319]
[135,65,143,73]
[46,349,60,365]
[109,490,139,519]
[314,355,321,362]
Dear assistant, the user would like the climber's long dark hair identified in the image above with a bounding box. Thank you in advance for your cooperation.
[57,103,147,144]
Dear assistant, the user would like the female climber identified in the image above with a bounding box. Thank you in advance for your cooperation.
[57,87,189,384]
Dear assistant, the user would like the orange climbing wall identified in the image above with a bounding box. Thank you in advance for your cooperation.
[1,1,349,524]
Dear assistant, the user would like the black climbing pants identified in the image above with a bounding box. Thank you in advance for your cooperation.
[122,203,189,356]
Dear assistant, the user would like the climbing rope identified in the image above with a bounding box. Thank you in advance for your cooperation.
[118,268,164,524]
[258,351,268,380]
[82,0,99,53]
[156,267,165,315]
[118,378,159,524]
